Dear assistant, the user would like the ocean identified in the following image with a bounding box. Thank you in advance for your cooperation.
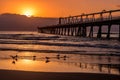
[0,31,120,75]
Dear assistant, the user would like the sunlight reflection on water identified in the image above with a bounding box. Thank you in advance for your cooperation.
[0,31,120,75]
[0,51,120,75]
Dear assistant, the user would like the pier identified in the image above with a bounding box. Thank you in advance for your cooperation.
[38,9,120,40]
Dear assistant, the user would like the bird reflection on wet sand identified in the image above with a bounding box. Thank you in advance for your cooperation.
[8,54,120,75]
[10,54,68,64]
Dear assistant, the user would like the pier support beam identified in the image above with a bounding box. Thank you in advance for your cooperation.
[67,28,70,36]
[58,28,60,35]
[59,18,62,24]
[89,26,93,37]
[106,24,111,39]
[57,28,59,34]
[61,28,64,35]
[54,28,57,34]
[97,25,102,38]
[74,27,77,36]
[77,26,82,36]
[71,27,74,36]
[119,24,120,40]
[64,28,66,35]
[60,28,62,35]
[82,26,87,37]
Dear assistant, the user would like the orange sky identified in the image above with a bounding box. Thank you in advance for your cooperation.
[0,0,120,17]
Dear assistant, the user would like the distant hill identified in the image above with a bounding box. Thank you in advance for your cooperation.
[0,13,58,31]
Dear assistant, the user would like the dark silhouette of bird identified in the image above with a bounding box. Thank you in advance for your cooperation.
[63,55,67,58]
[33,56,36,61]
[10,55,18,61]
[12,61,16,64]
[45,59,50,63]
[63,55,67,60]
[45,57,50,60]
[10,55,16,59]
[56,54,60,59]
[56,54,60,57]
[45,57,50,63]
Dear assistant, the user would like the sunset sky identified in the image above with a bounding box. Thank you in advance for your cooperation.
[0,0,120,17]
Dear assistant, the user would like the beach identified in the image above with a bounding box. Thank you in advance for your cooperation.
[0,69,120,80]
[0,1,120,80]
[0,31,120,80]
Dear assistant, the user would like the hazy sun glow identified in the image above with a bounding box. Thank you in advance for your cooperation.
[22,9,34,17]
[0,0,120,17]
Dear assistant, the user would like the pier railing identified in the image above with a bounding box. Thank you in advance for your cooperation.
[59,9,120,24]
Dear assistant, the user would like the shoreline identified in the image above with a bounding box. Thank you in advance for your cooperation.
[0,69,120,80]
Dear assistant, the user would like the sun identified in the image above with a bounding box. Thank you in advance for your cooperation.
[24,10,33,17]
[23,9,34,17]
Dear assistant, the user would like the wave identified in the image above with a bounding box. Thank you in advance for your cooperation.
[0,33,120,55]
[0,34,60,40]
[0,40,120,50]
[0,47,120,56]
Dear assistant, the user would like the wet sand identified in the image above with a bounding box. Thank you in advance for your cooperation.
[0,69,120,80]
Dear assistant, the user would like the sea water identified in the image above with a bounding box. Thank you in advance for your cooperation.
[0,31,120,75]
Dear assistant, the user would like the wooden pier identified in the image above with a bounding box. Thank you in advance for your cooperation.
[38,9,120,40]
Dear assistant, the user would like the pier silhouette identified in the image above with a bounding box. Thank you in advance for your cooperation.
[38,9,120,40]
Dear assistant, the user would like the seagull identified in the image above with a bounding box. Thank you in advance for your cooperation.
[10,55,18,61]
[45,57,50,60]
[33,56,36,60]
